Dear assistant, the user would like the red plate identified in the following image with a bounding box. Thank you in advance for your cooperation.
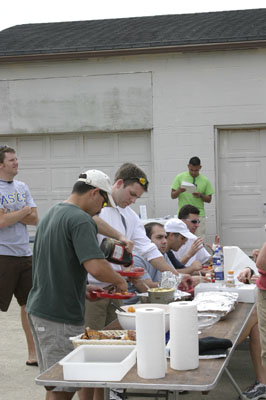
[90,290,137,300]
[117,267,145,278]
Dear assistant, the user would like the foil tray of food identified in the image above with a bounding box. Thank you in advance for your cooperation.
[70,328,136,347]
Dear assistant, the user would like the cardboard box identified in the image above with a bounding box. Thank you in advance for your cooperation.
[59,345,136,381]
[194,282,257,303]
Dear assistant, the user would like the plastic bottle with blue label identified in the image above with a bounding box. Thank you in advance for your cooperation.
[214,259,224,281]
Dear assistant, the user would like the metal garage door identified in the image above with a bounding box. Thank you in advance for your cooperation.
[1,131,152,234]
[217,127,266,254]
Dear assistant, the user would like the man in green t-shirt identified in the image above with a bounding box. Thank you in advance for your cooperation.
[171,156,214,238]
[26,169,130,400]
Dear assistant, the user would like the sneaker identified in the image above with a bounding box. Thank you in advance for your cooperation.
[243,382,260,394]
[110,389,124,400]
[242,382,266,399]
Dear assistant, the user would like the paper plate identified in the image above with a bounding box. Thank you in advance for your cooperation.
[91,290,137,300]
[117,267,145,278]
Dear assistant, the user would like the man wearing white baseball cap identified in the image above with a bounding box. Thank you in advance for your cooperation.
[26,169,130,400]
[164,217,198,240]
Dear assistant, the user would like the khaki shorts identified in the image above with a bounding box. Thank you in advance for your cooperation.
[0,255,32,311]
[28,314,84,392]
[256,288,266,367]
[85,297,122,330]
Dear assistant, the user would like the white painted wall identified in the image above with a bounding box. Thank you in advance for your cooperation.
[1,47,266,243]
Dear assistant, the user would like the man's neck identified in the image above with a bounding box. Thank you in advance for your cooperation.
[0,173,14,183]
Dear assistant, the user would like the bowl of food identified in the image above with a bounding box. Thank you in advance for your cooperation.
[147,287,175,304]
[115,303,170,332]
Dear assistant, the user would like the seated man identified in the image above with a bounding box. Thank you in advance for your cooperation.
[174,204,216,266]
[127,219,203,301]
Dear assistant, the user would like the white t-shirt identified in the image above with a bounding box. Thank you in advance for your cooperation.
[174,238,210,266]
[0,179,36,256]
[87,205,161,287]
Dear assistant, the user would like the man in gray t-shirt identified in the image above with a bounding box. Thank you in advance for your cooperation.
[0,145,38,366]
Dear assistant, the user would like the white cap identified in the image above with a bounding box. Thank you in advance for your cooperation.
[77,169,116,207]
[164,218,197,239]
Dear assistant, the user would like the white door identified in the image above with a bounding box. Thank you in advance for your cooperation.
[217,128,266,254]
[0,131,152,234]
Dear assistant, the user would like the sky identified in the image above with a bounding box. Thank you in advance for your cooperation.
[1,0,266,32]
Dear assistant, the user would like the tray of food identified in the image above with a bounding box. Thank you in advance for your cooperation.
[117,267,145,278]
[90,290,137,299]
[70,328,136,348]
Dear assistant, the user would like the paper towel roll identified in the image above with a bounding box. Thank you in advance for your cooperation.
[169,302,199,370]
[136,307,166,379]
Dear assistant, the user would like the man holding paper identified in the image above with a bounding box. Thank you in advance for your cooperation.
[171,156,214,237]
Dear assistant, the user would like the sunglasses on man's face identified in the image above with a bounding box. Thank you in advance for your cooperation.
[185,219,200,224]
[99,190,109,207]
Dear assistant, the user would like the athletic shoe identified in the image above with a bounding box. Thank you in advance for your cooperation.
[242,382,266,399]
[110,389,124,400]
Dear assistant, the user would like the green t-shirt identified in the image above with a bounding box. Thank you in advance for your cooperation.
[171,171,214,216]
[26,203,105,325]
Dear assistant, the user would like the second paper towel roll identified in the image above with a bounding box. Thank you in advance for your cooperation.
[169,301,199,370]
[136,307,166,379]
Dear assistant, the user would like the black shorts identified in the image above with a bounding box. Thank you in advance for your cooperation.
[0,255,32,311]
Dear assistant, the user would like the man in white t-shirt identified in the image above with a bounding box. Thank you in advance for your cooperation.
[0,145,38,366]
[174,204,212,266]
[85,163,193,330]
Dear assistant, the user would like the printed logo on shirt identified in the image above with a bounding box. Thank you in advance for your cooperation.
[0,192,26,206]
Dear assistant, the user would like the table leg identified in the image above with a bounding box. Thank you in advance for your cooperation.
[225,367,244,399]
[104,388,110,400]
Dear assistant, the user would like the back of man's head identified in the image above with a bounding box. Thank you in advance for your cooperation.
[72,169,115,206]
[0,145,16,164]
[114,163,149,192]
[178,204,200,220]
[189,156,201,166]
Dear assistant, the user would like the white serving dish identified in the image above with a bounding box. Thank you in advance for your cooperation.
[59,345,136,381]
[116,303,170,332]
[194,282,256,303]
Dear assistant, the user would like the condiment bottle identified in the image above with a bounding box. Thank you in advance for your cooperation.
[227,270,235,287]
[100,238,133,267]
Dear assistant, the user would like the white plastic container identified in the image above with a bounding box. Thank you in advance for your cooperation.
[194,282,257,303]
[59,345,136,381]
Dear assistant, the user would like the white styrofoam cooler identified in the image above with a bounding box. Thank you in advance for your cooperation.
[194,282,257,303]
[59,345,136,381]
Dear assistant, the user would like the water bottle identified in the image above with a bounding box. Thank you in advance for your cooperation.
[216,245,224,264]
[212,248,219,267]
[214,259,224,281]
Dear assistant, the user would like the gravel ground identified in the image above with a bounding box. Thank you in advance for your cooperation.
[0,298,255,400]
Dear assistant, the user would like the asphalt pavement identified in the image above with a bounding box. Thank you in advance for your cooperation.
[1,298,255,400]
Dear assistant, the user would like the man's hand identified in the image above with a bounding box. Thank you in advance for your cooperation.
[252,249,260,262]
[86,284,104,301]
[187,238,204,257]
[237,267,257,284]
[117,234,134,253]
[190,260,203,273]
[178,274,193,290]
[192,191,201,198]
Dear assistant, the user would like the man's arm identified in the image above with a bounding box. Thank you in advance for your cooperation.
[171,187,186,199]
[19,207,38,226]
[93,215,134,253]
[0,206,34,228]
[192,192,212,203]
[179,237,204,265]
[83,258,128,292]
[256,243,266,271]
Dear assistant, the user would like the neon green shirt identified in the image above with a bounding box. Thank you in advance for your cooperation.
[171,171,214,216]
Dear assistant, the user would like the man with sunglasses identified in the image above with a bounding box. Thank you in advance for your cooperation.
[171,156,214,238]
[0,145,38,367]
[26,169,129,400]
[174,204,213,266]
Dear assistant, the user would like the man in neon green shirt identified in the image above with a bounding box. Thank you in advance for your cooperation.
[171,156,214,237]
